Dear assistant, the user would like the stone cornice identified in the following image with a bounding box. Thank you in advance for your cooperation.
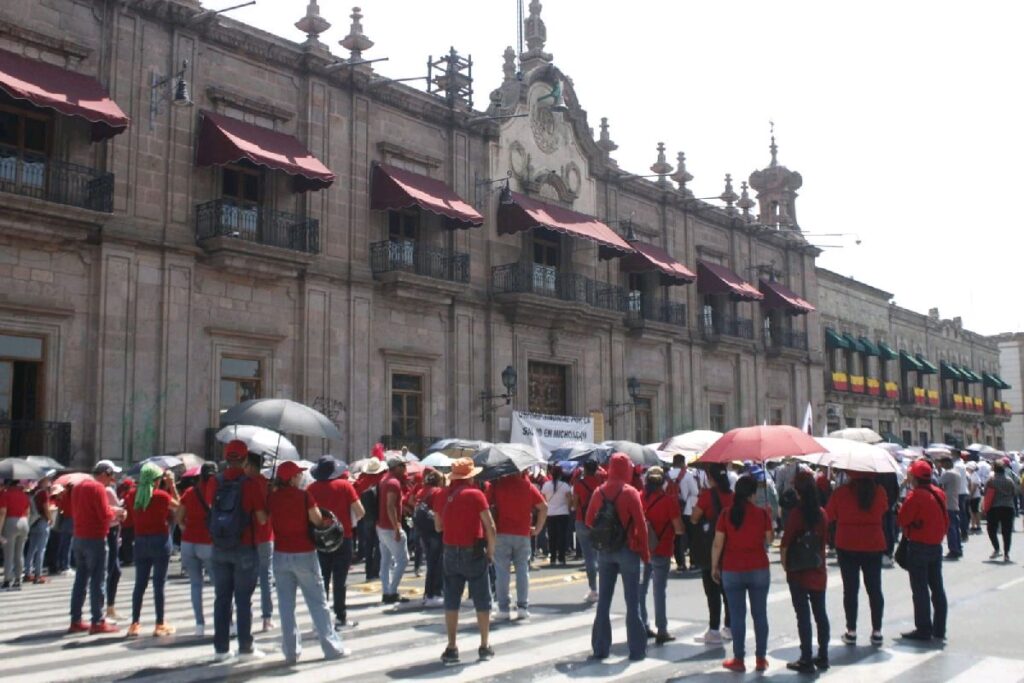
[816,268,894,301]
[204,325,288,344]
[0,19,92,61]
[206,86,295,122]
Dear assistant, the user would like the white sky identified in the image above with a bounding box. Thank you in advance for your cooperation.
[221,0,1024,336]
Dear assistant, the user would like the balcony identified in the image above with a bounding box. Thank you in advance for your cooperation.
[491,262,628,327]
[625,294,687,329]
[985,400,1012,423]
[765,329,808,354]
[195,199,320,254]
[370,240,469,284]
[0,419,72,465]
[699,312,754,342]
[898,386,937,417]
[0,146,113,212]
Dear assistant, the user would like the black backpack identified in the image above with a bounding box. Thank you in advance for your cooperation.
[360,486,379,525]
[207,474,250,551]
[413,498,436,536]
[785,515,824,572]
[590,488,628,552]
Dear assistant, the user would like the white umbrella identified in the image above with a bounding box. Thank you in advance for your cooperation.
[659,430,722,455]
[216,425,300,461]
[828,427,883,444]
[420,452,453,470]
[798,437,898,473]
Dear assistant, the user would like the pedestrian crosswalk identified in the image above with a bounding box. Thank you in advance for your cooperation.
[1,559,1023,683]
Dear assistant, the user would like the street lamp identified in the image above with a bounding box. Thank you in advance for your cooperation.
[480,365,518,421]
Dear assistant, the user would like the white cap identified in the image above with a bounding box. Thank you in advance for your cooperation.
[93,459,123,475]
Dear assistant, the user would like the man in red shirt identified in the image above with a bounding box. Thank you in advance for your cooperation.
[208,440,268,661]
[308,455,365,629]
[897,460,949,641]
[572,460,605,602]
[435,458,496,665]
[489,471,547,620]
[376,454,409,605]
[67,460,125,634]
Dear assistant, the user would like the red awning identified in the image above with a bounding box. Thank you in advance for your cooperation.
[498,192,633,259]
[697,261,763,301]
[370,163,483,228]
[195,111,334,192]
[620,240,695,285]
[0,48,128,141]
[759,279,815,314]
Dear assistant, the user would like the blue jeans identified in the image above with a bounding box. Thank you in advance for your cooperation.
[181,541,213,625]
[788,579,829,662]
[906,541,946,637]
[377,526,408,595]
[57,517,74,571]
[274,550,346,662]
[26,520,50,578]
[575,520,597,591]
[69,537,107,625]
[946,509,962,555]
[494,534,532,611]
[442,545,491,612]
[212,546,258,654]
[639,555,670,634]
[256,541,274,620]
[106,526,121,607]
[592,547,646,661]
[132,533,171,624]
[836,549,884,632]
[722,567,770,660]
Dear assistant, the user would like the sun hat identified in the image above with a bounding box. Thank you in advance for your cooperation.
[312,455,343,481]
[362,458,385,475]
[449,457,483,480]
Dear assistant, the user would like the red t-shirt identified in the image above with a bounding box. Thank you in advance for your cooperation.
[58,488,74,518]
[0,487,30,517]
[354,471,384,496]
[716,502,771,572]
[250,474,273,544]
[133,489,174,536]
[268,486,316,553]
[376,475,404,530]
[33,489,50,521]
[71,478,116,540]
[644,490,681,558]
[205,468,267,547]
[695,488,734,521]
[898,485,948,545]
[180,486,212,544]
[573,474,605,523]
[308,478,359,538]
[585,481,650,563]
[825,482,887,552]
[782,507,829,591]
[440,480,489,547]
[489,475,545,536]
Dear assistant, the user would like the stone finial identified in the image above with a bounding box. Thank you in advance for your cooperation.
[596,117,618,153]
[502,46,517,82]
[737,180,756,221]
[340,6,374,62]
[522,0,552,62]
[769,120,778,167]
[720,173,739,214]
[670,151,693,196]
[295,0,331,47]
[650,142,673,186]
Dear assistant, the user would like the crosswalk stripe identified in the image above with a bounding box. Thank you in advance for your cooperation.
[946,655,1024,683]
[818,647,942,682]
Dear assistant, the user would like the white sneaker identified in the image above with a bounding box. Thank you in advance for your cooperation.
[720,626,733,641]
[425,596,445,608]
[212,650,236,663]
[583,590,599,603]
[517,608,531,620]
[194,624,205,637]
[493,610,511,621]
[327,647,352,660]
[696,628,722,644]
[238,647,267,660]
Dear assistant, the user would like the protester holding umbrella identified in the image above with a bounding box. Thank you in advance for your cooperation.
[176,462,216,636]
[126,463,179,638]
[898,459,948,641]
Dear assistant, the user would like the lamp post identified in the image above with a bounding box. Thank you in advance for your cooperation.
[480,365,518,422]
[606,377,641,439]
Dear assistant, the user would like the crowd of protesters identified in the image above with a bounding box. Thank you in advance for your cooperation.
[1,442,1022,673]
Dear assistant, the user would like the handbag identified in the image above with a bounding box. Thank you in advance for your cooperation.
[690,490,721,568]
[894,536,909,569]
[982,486,996,515]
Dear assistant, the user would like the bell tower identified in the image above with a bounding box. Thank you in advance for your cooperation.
[748,123,803,230]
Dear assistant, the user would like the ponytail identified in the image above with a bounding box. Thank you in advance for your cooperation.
[794,471,821,528]
[710,465,732,494]
[853,477,876,511]
[730,475,756,528]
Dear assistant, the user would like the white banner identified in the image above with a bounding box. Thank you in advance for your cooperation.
[510,411,594,459]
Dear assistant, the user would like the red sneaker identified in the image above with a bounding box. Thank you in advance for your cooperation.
[89,620,120,635]
[67,621,90,634]
[755,657,769,671]
[722,658,746,672]
[34,576,48,584]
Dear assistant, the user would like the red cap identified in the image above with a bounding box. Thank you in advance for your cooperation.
[372,442,385,461]
[908,460,933,480]
[276,460,307,481]
[225,439,249,461]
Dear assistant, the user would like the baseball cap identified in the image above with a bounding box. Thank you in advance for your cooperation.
[908,460,933,480]
[386,453,407,470]
[93,459,122,476]
[276,460,307,481]
[224,439,249,461]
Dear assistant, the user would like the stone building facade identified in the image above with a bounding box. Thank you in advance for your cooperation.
[994,333,1024,449]
[0,0,1000,465]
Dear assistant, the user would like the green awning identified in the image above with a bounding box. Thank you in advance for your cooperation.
[990,373,1012,390]
[843,333,866,353]
[982,372,1000,388]
[878,341,899,361]
[825,328,850,350]
[916,354,938,374]
[940,362,963,381]
[900,350,923,372]
[961,367,982,383]
[859,337,880,356]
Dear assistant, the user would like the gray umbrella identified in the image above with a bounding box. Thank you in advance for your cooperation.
[221,399,342,441]
[426,438,491,459]
[25,455,66,472]
[601,440,662,466]
[0,458,48,481]
[473,442,544,481]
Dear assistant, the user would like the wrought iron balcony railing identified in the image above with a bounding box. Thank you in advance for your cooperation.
[699,311,754,340]
[765,328,808,351]
[625,294,687,327]
[0,419,72,464]
[491,262,628,312]
[370,240,469,283]
[195,198,320,254]
[0,146,113,212]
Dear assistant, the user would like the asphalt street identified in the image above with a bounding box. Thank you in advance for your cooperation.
[1,527,1022,682]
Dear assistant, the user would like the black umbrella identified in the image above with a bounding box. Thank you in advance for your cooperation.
[426,438,491,459]
[600,440,661,466]
[221,399,342,441]
[559,443,614,465]
[0,458,48,481]
[473,443,544,482]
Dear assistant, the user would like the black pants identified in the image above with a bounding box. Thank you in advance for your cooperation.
[317,538,353,623]
[987,507,1014,554]
[836,549,884,632]
[788,579,829,662]
[701,568,730,630]
[907,541,946,637]
[421,530,444,598]
[119,526,135,566]
[106,526,122,607]
[547,515,569,564]
[360,519,380,580]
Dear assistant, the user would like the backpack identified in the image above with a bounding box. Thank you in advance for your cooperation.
[360,486,379,525]
[690,489,721,569]
[413,498,436,536]
[207,474,251,551]
[785,525,823,572]
[590,488,628,552]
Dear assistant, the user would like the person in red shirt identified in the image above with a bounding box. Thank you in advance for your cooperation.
[691,465,734,644]
[572,460,605,602]
[711,474,773,673]
[244,453,275,632]
[781,472,830,673]
[639,467,683,645]
[376,455,409,605]
[126,463,179,637]
[435,458,496,665]
[68,460,125,635]
[897,459,949,641]
[825,471,887,645]
[208,440,268,661]
[0,479,31,588]
[586,452,650,662]
[26,472,56,583]
[488,470,547,620]
[354,458,385,580]
[267,461,349,664]
[55,483,75,574]
[308,455,365,630]
[414,469,446,606]
[175,462,216,635]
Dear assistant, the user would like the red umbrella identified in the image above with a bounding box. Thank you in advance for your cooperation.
[697,425,824,464]
[54,471,92,487]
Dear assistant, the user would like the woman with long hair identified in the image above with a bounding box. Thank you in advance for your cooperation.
[127,463,179,637]
[825,471,887,645]
[711,475,773,673]
[984,461,1020,561]
[691,465,733,645]
[782,471,830,673]
[541,466,572,566]
[175,462,217,635]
